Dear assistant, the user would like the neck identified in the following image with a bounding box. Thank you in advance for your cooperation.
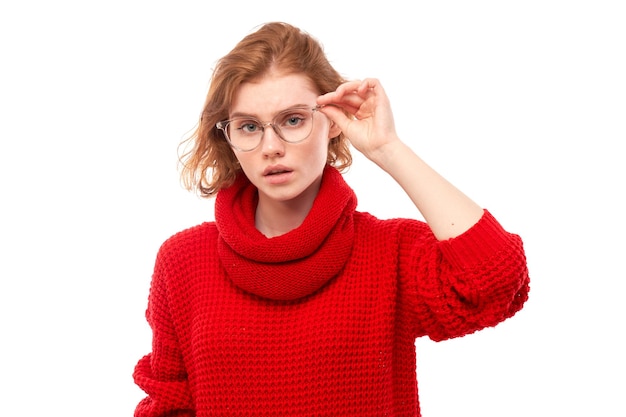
[255,197,312,238]
[255,182,321,238]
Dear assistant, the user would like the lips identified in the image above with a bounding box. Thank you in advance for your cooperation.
[263,166,293,176]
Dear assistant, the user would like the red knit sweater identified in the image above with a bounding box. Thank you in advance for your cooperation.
[133,166,530,416]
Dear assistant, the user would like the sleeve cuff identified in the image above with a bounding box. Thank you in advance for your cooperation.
[437,210,515,270]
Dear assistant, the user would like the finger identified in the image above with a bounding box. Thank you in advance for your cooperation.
[316,90,351,106]
[316,98,360,117]
[318,104,355,135]
[317,91,365,113]
[318,80,362,103]
[357,78,380,96]
[335,79,363,95]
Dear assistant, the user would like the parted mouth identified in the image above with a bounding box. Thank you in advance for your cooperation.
[263,166,293,176]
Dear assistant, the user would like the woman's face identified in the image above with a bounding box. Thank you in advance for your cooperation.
[229,72,340,208]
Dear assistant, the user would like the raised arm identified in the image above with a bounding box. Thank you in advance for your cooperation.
[317,78,484,240]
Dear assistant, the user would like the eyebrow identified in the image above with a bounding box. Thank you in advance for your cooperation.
[229,104,314,119]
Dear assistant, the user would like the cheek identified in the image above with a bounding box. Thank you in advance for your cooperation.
[233,153,254,176]
[305,138,331,169]
[308,125,332,160]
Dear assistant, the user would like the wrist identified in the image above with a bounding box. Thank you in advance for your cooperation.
[367,137,409,171]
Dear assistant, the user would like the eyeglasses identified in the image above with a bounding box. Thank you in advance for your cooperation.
[216,105,322,152]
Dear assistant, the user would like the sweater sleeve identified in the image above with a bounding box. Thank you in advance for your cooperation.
[400,209,530,342]
[133,246,194,417]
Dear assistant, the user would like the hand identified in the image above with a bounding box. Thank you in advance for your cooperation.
[317,78,400,162]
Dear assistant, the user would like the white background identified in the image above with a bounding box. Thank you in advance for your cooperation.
[1,1,624,416]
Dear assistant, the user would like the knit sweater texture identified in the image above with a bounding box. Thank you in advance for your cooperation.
[133,166,530,416]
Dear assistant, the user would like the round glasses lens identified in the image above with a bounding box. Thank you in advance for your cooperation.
[272,108,315,143]
[222,107,316,151]
[225,118,264,151]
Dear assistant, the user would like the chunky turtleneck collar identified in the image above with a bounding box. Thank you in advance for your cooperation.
[215,165,357,301]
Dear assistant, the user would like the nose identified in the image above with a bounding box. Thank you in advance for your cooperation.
[261,124,285,157]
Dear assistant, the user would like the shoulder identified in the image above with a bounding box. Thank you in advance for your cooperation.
[353,211,433,243]
[157,222,219,260]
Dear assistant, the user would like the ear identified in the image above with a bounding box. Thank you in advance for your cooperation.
[327,120,342,140]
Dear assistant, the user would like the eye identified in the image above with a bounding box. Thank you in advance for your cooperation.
[234,119,261,134]
[278,111,308,129]
[286,116,304,127]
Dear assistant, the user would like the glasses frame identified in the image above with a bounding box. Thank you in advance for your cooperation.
[216,105,323,152]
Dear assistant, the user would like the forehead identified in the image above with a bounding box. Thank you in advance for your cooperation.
[230,72,319,117]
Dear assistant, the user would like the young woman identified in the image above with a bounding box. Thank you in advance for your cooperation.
[133,22,530,416]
